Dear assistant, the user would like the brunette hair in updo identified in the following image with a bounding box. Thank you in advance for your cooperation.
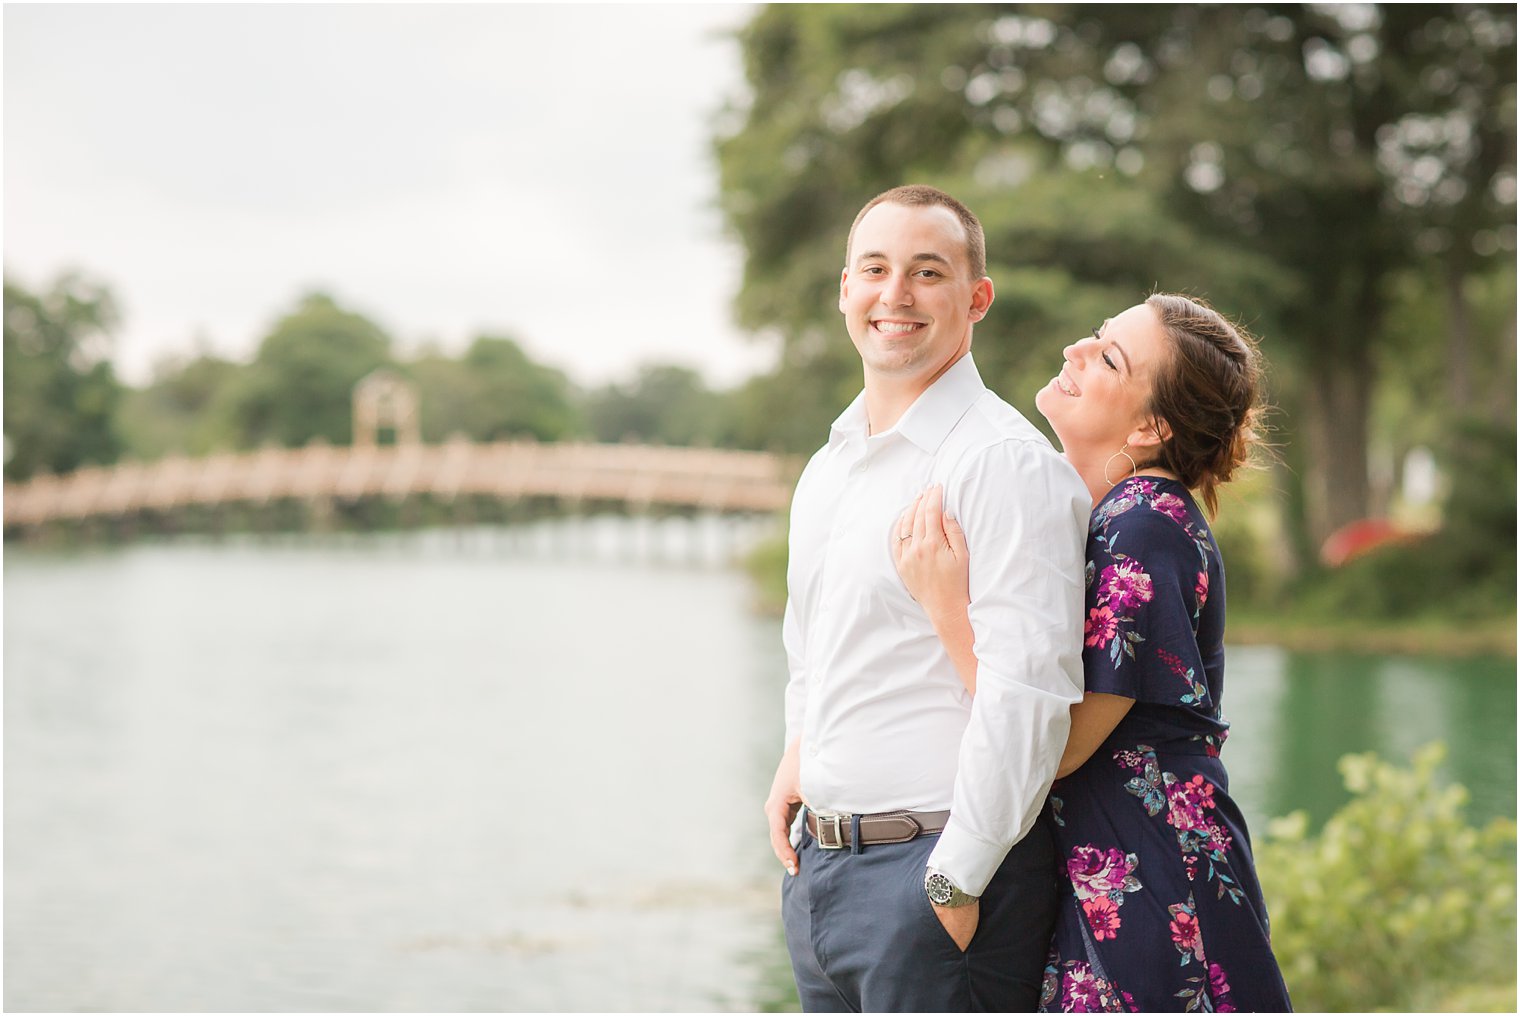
[1141,293,1264,516]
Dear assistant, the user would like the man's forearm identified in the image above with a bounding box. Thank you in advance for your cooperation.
[926,443,1089,894]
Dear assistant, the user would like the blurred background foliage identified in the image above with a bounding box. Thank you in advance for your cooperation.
[714,2,1516,633]
[4,3,1516,637]
[3,275,125,481]
[1256,743,1516,1012]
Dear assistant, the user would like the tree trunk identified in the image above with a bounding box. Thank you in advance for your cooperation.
[1494,301,1517,428]
[1300,347,1374,550]
[1445,264,1472,408]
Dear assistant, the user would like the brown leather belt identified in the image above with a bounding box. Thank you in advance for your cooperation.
[805,808,950,850]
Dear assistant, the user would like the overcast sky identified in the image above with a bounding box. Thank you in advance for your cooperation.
[4,3,777,389]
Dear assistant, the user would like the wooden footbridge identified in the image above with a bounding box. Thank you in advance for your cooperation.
[2,438,800,533]
[3,371,802,536]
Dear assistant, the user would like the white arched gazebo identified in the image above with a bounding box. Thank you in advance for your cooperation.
[352,369,421,448]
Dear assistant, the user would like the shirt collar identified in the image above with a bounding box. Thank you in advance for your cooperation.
[829,354,987,454]
[827,389,863,444]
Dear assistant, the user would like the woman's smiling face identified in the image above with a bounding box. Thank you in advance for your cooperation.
[1034,302,1172,459]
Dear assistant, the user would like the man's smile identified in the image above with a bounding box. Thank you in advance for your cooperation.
[871,319,927,336]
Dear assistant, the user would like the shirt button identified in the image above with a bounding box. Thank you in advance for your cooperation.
[808,744,819,757]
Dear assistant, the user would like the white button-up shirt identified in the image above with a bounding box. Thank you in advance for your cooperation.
[783,354,1089,896]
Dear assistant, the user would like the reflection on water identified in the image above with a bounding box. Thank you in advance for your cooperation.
[5,521,1513,1011]
[1224,645,1516,829]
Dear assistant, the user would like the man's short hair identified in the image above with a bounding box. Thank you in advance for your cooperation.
[844,185,988,280]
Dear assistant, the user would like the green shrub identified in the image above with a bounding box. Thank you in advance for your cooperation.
[1301,536,1471,619]
[1211,509,1274,609]
[743,528,790,616]
[1257,743,1517,1012]
[1301,418,1516,622]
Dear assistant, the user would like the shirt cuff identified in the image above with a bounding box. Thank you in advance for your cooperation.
[925,821,1008,899]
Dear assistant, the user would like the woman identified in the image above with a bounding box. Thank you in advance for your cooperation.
[894,293,1291,1012]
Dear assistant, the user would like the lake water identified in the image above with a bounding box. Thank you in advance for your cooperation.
[5,520,1514,1011]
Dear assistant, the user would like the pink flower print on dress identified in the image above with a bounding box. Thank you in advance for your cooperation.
[1152,492,1190,524]
[1195,569,1209,609]
[1207,820,1234,854]
[1085,604,1118,647]
[1168,903,1205,962]
[1097,561,1153,613]
[1209,962,1236,1012]
[1166,773,1216,834]
[1060,962,1106,1012]
[1154,646,1209,705]
[1067,845,1139,899]
[1081,895,1122,940]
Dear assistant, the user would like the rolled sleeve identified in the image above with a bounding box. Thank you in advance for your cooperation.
[925,440,1088,895]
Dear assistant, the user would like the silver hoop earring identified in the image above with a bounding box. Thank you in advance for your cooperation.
[1104,443,1137,487]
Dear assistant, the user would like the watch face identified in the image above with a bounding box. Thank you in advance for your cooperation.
[926,872,954,905]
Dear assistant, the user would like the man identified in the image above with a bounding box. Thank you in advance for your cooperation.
[764,185,1089,1012]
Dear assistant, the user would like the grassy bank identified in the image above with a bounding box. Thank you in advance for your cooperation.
[1227,612,1516,658]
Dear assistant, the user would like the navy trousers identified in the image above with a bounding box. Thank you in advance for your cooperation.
[782,814,1059,1012]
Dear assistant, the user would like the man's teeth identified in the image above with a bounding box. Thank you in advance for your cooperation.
[874,321,921,334]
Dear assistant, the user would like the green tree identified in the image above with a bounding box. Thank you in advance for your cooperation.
[410,335,581,443]
[3,273,125,480]
[584,364,728,446]
[725,349,863,452]
[713,6,1296,461]
[117,352,243,459]
[225,292,393,448]
[1372,261,1515,508]
[715,4,1517,551]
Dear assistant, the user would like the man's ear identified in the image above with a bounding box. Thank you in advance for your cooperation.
[968,277,994,323]
[838,268,850,313]
[1126,415,1171,454]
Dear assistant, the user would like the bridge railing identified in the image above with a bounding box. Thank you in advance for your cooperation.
[3,440,802,528]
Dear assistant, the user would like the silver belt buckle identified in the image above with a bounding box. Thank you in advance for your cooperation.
[814,811,847,850]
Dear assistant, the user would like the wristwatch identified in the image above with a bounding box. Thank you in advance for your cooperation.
[924,868,979,908]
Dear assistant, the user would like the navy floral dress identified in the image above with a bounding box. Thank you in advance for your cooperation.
[1039,477,1291,1013]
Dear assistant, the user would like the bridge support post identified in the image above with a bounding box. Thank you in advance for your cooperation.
[308,496,335,534]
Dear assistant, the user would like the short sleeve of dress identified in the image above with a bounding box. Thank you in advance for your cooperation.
[1080,503,1212,709]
